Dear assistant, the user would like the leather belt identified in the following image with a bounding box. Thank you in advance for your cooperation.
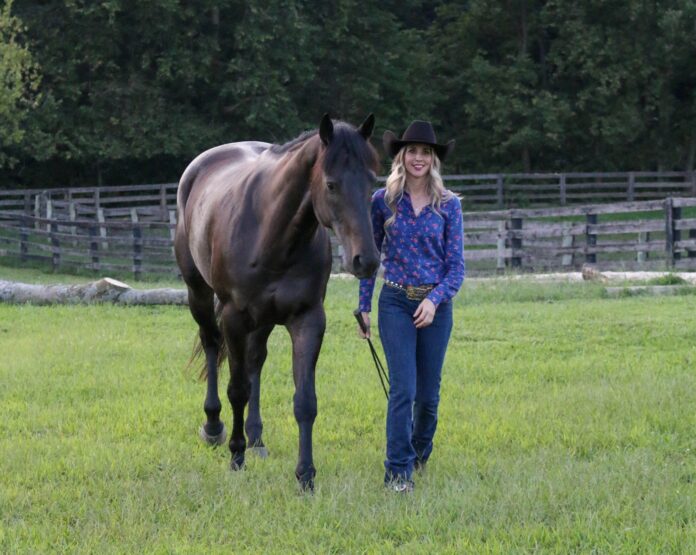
[385,279,435,301]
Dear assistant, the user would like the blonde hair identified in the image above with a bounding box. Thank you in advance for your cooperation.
[384,146,452,227]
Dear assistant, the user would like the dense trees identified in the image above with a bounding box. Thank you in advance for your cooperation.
[0,0,40,170]
[1,0,695,187]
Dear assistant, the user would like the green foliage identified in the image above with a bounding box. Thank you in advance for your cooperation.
[0,0,40,169]
[1,277,695,552]
[2,0,696,185]
[429,0,696,172]
[647,273,687,285]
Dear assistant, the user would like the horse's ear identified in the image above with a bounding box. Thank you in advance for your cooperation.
[358,113,375,140]
[319,113,333,146]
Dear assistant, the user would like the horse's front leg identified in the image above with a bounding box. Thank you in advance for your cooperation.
[245,325,274,458]
[286,305,326,491]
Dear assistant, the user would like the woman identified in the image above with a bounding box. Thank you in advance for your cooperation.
[358,120,465,492]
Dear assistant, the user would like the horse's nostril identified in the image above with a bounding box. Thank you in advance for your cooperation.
[352,254,379,278]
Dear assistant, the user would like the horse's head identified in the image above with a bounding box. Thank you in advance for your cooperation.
[312,114,380,279]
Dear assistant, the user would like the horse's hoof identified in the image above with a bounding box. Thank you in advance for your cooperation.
[230,456,246,472]
[296,468,316,493]
[198,423,227,447]
[248,445,269,459]
[298,477,314,493]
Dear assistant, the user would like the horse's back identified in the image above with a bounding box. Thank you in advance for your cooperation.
[175,141,270,284]
[177,141,270,215]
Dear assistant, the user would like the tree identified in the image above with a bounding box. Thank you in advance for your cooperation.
[0,0,40,169]
[4,0,696,186]
[294,0,436,162]
[539,0,696,170]
[428,0,572,172]
[10,0,239,185]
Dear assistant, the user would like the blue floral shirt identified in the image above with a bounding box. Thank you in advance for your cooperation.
[358,187,465,312]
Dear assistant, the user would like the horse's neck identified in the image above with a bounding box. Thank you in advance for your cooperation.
[258,137,322,256]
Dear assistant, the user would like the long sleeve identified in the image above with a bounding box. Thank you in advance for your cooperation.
[426,197,465,306]
[358,191,386,312]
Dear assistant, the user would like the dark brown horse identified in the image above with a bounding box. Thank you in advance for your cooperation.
[175,114,379,489]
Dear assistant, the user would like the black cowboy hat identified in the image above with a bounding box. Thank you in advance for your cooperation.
[383,120,455,161]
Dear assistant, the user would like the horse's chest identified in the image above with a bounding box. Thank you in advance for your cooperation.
[229,274,323,325]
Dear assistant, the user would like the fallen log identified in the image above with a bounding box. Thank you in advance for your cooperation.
[0,278,188,306]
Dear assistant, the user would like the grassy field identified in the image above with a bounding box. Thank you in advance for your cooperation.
[1,267,695,553]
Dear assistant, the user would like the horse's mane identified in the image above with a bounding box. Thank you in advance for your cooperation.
[269,122,378,173]
[269,130,318,154]
[322,122,378,174]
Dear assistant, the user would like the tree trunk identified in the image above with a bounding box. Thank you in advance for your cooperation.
[0,278,188,306]
[522,146,531,172]
[686,129,696,172]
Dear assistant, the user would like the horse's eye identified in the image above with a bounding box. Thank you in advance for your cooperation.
[326,181,337,191]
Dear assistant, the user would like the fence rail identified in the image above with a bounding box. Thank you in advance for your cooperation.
[2,197,696,279]
[2,171,696,217]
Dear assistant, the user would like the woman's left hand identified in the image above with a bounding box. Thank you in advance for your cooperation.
[413,298,436,328]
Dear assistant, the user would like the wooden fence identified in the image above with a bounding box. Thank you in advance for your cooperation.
[2,198,696,278]
[0,209,175,278]
[464,197,696,273]
[1,171,696,218]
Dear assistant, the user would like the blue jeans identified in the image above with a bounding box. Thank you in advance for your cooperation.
[377,284,453,482]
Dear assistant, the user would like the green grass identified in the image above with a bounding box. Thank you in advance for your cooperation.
[647,274,688,286]
[1,269,695,553]
[0,263,182,288]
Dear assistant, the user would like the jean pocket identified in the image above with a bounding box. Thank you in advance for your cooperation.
[379,285,402,304]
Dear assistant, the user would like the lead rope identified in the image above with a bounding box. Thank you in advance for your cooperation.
[353,310,389,400]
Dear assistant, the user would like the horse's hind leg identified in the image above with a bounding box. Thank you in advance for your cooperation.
[187,282,226,446]
[245,325,274,458]
[175,234,226,446]
[220,304,252,470]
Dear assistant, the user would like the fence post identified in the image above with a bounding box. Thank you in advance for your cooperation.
[496,220,506,273]
[585,213,598,264]
[336,243,345,272]
[89,225,100,273]
[627,171,635,202]
[97,208,108,251]
[561,222,574,267]
[169,209,177,258]
[559,174,567,206]
[664,198,679,267]
[508,213,523,268]
[160,184,168,221]
[45,198,53,233]
[33,193,41,230]
[69,201,77,245]
[50,219,60,271]
[496,175,504,209]
[131,208,142,280]
[20,215,29,262]
[673,202,682,265]
[637,232,649,265]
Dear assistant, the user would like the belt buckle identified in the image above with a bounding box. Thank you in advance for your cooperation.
[406,285,430,301]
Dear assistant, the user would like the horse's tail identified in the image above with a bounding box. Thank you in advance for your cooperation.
[188,300,228,381]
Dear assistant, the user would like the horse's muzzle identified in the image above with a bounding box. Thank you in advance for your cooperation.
[350,253,379,279]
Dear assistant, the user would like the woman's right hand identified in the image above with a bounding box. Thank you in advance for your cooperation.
[357,312,370,339]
